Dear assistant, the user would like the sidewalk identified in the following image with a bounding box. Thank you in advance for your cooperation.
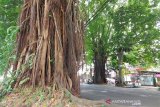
[140,86,160,91]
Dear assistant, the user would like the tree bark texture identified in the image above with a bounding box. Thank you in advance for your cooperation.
[12,0,83,95]
[94,52,106,84]
[117,49,124,86]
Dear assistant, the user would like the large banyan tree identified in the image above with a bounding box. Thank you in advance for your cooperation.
[12,0,83,95]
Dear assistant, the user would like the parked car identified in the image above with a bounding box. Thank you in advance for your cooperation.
[87,79,93,84]
[124,74,141,87]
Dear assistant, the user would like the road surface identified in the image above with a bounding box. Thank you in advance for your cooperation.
[80,84,160,107]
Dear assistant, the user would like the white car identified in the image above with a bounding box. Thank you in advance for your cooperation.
[124,75,141,87]
[125,80,141,87]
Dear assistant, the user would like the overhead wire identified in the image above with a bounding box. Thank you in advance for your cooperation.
[85,0,110,27]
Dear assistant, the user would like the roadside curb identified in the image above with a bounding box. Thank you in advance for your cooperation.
[140,86,159,91]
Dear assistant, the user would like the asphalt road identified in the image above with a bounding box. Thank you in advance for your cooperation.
[80,84,160,107]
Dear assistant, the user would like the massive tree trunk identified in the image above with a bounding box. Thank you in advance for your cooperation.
[12,0,83,95]
[93,52,106,84]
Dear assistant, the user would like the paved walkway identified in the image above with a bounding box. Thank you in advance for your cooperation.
[140,86,160,91]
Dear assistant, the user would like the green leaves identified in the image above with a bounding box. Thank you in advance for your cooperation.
[0,26,19,75]
[110,0,160,67]
[0,0,21,75]
[0,70,19,99]
[84,0,160,69]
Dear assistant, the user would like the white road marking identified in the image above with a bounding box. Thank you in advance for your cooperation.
[100,91,108,93]
[140,94,148,97]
